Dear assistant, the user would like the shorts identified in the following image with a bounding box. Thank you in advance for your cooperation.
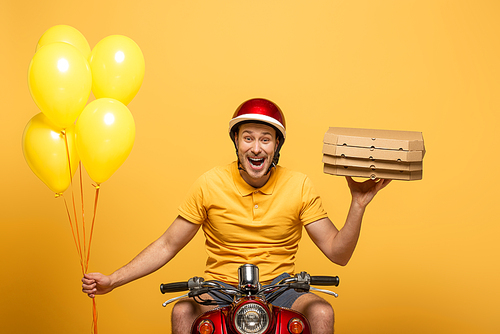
[207,272,310,309]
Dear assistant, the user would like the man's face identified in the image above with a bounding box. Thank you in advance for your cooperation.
[236,122,278,187]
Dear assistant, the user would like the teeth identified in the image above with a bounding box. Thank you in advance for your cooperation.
[248,157,264,167]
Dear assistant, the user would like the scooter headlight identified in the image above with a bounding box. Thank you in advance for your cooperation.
[234,302,269,334]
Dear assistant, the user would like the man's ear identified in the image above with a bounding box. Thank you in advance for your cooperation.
[234,132,239,149]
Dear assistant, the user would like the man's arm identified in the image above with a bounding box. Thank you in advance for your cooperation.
[305,177,391,266]
[82,215,200,298]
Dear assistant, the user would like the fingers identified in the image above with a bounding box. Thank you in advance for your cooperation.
[83,272,100,280]
[82,273,98,298]
[346,176,380,189]
[82,287,97,298]
[82,276,95,285]
[345,176,369,189]
[375,178,392,191]
[82,280,96,289]
[82,281,97,296]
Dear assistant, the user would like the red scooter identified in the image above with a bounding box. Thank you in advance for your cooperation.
[160,264,339,334]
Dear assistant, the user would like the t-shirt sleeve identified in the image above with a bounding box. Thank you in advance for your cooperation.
[178,174,208,225]
[300,176,328,225]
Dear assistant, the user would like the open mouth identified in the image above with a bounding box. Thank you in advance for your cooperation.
[248,157,265,168]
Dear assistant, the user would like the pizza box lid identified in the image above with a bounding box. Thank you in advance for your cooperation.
[322,154,423,172]
[324,127,425,152]
[323,143,424,162]
[323,163,422,181]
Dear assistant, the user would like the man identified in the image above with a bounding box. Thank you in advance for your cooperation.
[82,98,390,334]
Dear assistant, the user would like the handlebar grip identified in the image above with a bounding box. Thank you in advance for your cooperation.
[310,276,340,286]
[160,281,189,294]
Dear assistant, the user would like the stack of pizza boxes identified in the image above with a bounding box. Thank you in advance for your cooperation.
[322,127,425,180]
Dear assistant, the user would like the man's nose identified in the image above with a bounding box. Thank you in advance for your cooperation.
[251,142,262,154]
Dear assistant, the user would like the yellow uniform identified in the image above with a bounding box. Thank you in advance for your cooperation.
[178,161,327,284]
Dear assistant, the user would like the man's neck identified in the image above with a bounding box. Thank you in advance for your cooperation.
[239,169,271,189]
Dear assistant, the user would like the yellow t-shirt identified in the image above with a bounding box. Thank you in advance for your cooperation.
[178,161,328,284]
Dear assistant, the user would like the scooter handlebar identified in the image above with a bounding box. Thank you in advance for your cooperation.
[160,281,189,294]
[310,276,340,286]
[160,275,339,295]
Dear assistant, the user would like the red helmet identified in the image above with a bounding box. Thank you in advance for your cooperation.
[229,98,286,168]
[229,98,286,140]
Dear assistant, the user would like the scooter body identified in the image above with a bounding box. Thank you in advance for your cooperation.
[161,264,339,334]
[192,295,311,334]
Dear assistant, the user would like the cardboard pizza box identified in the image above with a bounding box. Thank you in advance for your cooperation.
[323,164,423,181]
[322,143,424,162]
[322,154,423,172]
[323,127,425,152]
[322,127,425,180]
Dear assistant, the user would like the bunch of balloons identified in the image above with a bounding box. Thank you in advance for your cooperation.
[22,25,145,194]
[21,25,145,333]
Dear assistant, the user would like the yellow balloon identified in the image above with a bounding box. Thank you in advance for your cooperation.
[22,113,80,194]
[36,25,91,60]
[28,42,92,129]
[90,35,145,105]
[75,98,136,184]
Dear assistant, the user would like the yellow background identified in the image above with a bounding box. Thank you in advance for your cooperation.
[1,1,499,333]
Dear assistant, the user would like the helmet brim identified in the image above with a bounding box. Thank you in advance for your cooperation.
[228,114,286,139]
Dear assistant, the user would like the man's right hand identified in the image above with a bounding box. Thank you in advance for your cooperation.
[82,273,114,298]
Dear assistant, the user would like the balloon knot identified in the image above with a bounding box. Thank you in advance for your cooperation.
[92,184,100,189]
[55,192,63,198]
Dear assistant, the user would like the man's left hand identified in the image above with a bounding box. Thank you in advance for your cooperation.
[346,176,391,208]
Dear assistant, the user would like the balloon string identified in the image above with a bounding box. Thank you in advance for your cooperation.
[62,195,84,274]
[63,131,84,265]
[85,184,100,273]
[71,188,85,264]
[79,161,87,267]
[87,185,100,334]
[92,298,98,334]
[61,132,98,333]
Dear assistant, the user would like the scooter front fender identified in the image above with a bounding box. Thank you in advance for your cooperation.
[191,305,311,334]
